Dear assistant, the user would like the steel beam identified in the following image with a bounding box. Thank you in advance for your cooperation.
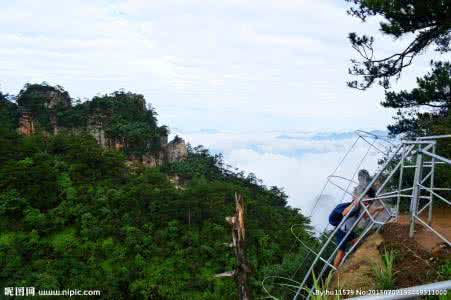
[409,147,423,238]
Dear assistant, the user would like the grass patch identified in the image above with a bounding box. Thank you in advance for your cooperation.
[308,272,341,300]
[373,248,397,290]
[437,260,451,281]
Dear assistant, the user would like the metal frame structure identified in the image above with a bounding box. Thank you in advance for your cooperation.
[262,133,451,300]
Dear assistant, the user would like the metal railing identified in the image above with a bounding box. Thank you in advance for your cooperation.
[292,136,451,299]
[261,134,450,299]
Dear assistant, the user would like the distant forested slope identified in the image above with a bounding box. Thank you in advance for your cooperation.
[0,90,313,299]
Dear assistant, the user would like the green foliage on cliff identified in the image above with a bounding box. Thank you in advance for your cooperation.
[0,126,313,299]
[17,83,70,109]
[0,92,19,131]
[16,83,71,132]
[88,91,162,155]
[16,83,167,155]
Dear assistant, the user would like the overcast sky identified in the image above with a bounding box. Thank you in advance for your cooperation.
[0,0,441,223]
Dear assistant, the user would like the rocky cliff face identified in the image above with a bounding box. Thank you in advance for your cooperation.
[18,107,187,167]
[167,138,188,162]
[18,111,34,135]
[16,84,187,167]
[17,84,71,135]
[140,137,188,167]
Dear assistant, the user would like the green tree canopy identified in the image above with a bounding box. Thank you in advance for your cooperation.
[0,92,19,131]
[87,91,161,155]
[382,61,451,137]
[346,0,451,90]
[15,84,167,156]
[16,83,71,132]
[0,125,313,299]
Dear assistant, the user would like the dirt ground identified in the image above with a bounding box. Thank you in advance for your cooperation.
[381,222,448,288]
[332,233,384,292]
[396,208,451,256]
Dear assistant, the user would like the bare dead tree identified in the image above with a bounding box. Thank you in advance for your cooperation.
[215,193,251,300]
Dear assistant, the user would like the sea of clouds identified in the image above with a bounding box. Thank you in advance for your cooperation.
[174,129,393,231]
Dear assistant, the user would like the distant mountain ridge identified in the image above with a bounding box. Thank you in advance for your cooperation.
[276,130,388,141]
[12,83,187,167]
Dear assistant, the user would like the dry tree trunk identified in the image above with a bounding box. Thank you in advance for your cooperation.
[215,193,251,300]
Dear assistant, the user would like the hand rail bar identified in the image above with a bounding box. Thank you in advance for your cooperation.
[418,184,451,206]
[420,150,451,165]
[414,215,451,246]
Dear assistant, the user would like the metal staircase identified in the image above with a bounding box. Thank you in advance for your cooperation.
[263,132,451,299]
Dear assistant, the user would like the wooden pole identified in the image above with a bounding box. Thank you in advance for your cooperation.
[215,193,251,300]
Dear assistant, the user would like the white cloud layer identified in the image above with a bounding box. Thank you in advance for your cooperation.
[176,129,392,230]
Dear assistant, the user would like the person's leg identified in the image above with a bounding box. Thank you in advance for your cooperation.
[349,231,358,246]
[333,249,345,268]
[334,230,347,268]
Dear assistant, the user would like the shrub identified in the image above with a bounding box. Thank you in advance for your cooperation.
[373,248,397,290]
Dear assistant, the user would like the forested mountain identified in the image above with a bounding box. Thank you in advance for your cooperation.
[1,1,451,299]
[12,83,186,167]
[0,86,313,299]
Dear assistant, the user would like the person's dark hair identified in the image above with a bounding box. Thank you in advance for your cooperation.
[366,188,375,199]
